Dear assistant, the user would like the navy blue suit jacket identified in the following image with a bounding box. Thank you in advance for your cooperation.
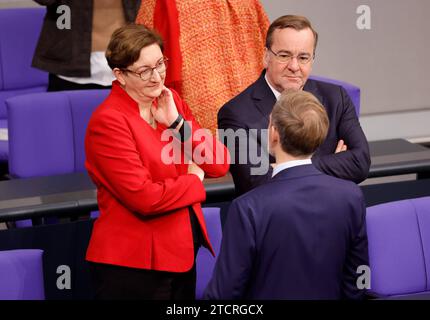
[218,71,371,195]
[204,164,369,299]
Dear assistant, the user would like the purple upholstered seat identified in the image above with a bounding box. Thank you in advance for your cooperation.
[366,196,430,298]
[6,89,109,178]
[0,249,45,300]
[196,207,222,300]
[0,8,48,162]
[14,219,34,228]
[309,75,361,117]
[0,119,8,161]
[6,90,108,227]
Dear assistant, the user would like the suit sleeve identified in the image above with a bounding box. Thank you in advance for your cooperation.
[218,105,271,195]
[203,199,256,299]
[172,90,230,178]
[341,192,369,299]
[312,87,371,184]
[85,110,206,216]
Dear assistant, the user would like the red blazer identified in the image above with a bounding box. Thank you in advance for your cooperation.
[85,81,229,272]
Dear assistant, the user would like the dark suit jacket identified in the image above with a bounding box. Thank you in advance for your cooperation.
[218,71,371,195]
[204,164,369,299]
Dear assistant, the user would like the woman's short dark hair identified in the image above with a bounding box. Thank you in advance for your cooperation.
[106,23,164,70]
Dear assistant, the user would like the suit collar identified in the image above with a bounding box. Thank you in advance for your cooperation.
[251,70,277,121]
[110,80,140,116]
[252,74,327,120]
[272,159,313,178]
[270,163,323,182]
[303,78,327,108]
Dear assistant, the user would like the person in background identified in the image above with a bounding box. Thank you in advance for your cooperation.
[218,15,370,196]
[85,24,229,299]
[136,0,269,133]
[32,0,141,91]
[205,90,369,299]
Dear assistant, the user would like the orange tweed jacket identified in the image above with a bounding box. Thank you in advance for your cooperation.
[136,0,269,132]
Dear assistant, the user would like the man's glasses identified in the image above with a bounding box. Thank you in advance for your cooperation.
[267,47,313,65]
[122,57,168,81]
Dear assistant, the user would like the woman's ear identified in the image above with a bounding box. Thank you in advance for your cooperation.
[113,68,126,86]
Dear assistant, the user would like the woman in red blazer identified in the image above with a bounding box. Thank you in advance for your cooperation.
[85,24,229,299]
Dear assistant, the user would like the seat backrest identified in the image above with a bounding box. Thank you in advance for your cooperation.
[309,75,361,117]
[196,207,222,299]
[0,249,45,300]
[6,89,109,178]
[0,8,48,119]
[366,196,430,297]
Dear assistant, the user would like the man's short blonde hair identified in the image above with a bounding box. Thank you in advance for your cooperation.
[271,91,329,157]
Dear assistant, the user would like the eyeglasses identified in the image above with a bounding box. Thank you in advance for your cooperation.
[122,57,168,81]
[267,47,314,65]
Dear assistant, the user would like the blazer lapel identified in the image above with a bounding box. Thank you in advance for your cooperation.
[251,71,277,122]
[252,75,328,122]
[304,79,327,109]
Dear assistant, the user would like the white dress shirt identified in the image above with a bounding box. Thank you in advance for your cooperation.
[58,51,115,86]
[265,74,282,101]
[272,159,313,178]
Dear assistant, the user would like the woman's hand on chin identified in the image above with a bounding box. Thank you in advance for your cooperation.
[151,86,179,127]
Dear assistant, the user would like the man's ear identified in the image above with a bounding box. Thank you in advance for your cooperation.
[268,123,279,156]
[270,125,279,145]
[113,68,126,86]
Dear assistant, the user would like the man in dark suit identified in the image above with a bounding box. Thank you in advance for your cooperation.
[218,15,370,196]
[205,91,369,299]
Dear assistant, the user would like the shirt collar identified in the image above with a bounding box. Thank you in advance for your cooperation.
[272,159,313,178]
[264,73,282,101]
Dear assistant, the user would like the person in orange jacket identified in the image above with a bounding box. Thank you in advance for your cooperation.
[85,24,229,299]
[136,0,270,133]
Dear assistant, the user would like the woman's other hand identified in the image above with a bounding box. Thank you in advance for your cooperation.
[187,162,205,181]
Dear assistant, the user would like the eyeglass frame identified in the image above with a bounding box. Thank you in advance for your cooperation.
[121,57,169,81]
[267,47,314,65]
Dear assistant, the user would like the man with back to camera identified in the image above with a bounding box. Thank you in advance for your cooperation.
[218,15,370,196]
[205,90,369,299]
